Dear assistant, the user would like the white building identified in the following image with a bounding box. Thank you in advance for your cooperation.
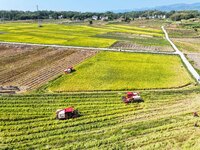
[92,16,98,20]
[100,16,108,21]
[58,15,63,19]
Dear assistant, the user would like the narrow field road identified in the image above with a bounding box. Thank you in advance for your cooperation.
[0,41,175,55]
[162,26,200,83]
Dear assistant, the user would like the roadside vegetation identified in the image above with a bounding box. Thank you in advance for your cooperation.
[46,52,193,92]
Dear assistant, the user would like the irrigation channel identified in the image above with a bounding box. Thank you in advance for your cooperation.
[162,26,200,83]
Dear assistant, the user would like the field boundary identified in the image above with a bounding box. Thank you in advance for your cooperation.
[162,26,200,83]
[0,41,176,55]
[42,83,193,94]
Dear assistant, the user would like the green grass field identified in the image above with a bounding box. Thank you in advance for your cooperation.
[0,23,164,48]
[46,52,193,92]
[1,87,200,149]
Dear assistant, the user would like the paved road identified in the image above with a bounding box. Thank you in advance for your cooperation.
[162,26,200,83]
[0,41,175,55]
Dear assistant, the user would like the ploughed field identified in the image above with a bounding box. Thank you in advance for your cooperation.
[98,32,173,52]
[1,87,200,149]
[0,44,97,91]
[0,23,173,52]
[46,52,194,92]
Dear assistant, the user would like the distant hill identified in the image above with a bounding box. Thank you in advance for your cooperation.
[153,3,200,11]
[113,3,200,13]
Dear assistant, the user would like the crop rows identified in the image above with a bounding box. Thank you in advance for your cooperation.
[0,23,163,48]
[0,48,75,84]
[111,41,173,52]
[18,50,96,90]
[1,88,200,149]
[0,44,97,91]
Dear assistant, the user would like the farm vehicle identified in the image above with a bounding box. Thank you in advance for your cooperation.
[64,66,74,74]
[122,92,144,104]
[56,107,80,120]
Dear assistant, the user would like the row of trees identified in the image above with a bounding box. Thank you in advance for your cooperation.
[0,10,199,21]
[169,11,200,21]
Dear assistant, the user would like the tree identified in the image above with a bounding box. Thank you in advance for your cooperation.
[89,20,93,25]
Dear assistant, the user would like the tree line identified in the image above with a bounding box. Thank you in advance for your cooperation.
[0,10,199,21]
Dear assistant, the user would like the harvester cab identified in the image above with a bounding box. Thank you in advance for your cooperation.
[64,66,74,74]
[56,107,80,120]
[122,92,143,104]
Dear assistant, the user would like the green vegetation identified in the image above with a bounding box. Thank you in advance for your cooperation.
[1,87,200,149]
[182,22,200,29]
[0,23,163,48]
[168,28,199,38]
[1,10,200,22]
[167,19,200,38]
[46,52,193,92]
[170,11,200,21]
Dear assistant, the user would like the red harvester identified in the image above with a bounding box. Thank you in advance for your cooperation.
[56,107,80,120]
[122,92,143,104]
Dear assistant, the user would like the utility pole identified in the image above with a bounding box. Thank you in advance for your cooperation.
[2,11,5,23]
[36,5,42,27]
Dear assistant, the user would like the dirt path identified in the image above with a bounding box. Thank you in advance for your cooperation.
[0,41,175,55]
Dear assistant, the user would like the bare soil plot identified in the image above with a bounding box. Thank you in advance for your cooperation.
[187,53,200,71]
[111,41,173,52]
[0,44,97,91]
[96,32,174,52]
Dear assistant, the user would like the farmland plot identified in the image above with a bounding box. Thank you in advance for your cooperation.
[1,87,200,149]
[46,52,193,92]
[0,23,164,48]
[96,32,174,52]
[0,44,97,91]
[167,22,200,74]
